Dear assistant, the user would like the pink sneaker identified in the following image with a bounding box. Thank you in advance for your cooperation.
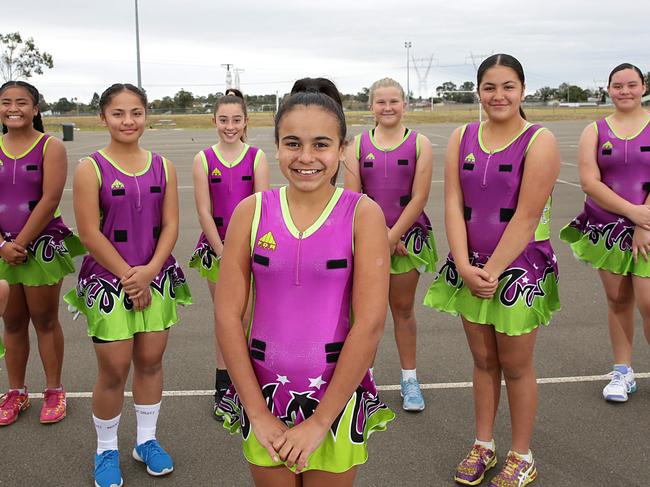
[40,387,66,424]
[0,389,30,426]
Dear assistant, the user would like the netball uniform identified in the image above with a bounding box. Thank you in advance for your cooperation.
[424,122,559,336]
[0,133,84,357]
[560,117,650,275]
[217,186,394,472]
[355,129,437,274]
[189,144,264,282]
[64,150,191,340]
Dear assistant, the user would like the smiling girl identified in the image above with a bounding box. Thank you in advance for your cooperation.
[0,80,84,427]
[425,54,560,486]
[216,78,394,487]
[560,63,650,403]
[189,90,269,418]
[345,78,436,412]
[65,83,191,487]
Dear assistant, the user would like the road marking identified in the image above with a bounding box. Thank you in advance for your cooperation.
[557,178,581,188]
[561,161,578,167]
[25,372,650,399]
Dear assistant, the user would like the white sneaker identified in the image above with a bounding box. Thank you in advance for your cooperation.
[602,365,637,402]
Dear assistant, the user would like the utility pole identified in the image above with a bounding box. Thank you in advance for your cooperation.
[135,0,142,89]
[221,64,234,90]
[466,52,491,122]
[234,68,245,90]
[404,41,412,105]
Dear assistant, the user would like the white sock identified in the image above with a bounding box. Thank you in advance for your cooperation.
[94,414,121,454]
[475,438,495,450]
[401,369,417,381]
[135,401,161,446]
[512,450,533,462]
[10,387,26,395]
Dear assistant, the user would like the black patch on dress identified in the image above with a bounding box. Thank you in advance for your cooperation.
[150,186,161,193]
[253,254,270,267]
[326,259,348,269]
[500,208,515,222]
[114,230,128,242]
[499,164,513,172]
[464,206,472,220]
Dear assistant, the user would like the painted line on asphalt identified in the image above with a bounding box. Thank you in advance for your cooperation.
[557,178,581,188]
[26,372,650,399]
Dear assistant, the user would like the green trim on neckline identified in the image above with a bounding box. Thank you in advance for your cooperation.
[213,143,249,168]
[478,121,532,154]
[368,128,412,152]
[604,115,650,141]
[279,186,343,239]
[98,149,152,176]
[0,133,46,159]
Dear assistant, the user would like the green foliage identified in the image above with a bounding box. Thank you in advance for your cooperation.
[52,97,75,114]
[0,32,53,81]
[89,92,100,111]
[173,89,194,109]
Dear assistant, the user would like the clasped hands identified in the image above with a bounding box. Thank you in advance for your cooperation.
[120,265,157,311]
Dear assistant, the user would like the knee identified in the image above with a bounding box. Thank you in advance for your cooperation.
[499,358,533,381]
[472,352,499,373]
[98,365,130,391]
[31,316,60,333]
[134,356,163,376]
[605,291,634,314]
[3,315,29,334]
[390,300,415,322]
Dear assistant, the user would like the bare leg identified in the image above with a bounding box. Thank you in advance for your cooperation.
[462,318,501,442]
[132,330,169,405]
[303,468,357,487]
[495,328,539,454]
[3,284,30,389]
[249,465,302,487]
[389,270,420,370]
[92,339,133,419]
[24,281,64,388]
[631,276,650,346]
[598,270,635,365]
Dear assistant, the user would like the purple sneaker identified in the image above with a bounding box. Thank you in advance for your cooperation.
[488,451,537,487]
[455,443,497,485]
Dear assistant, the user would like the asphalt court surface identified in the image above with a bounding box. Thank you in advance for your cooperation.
[2,121,649,486]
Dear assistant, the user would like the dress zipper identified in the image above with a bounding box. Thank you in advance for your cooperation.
[624,138,628,164]
[133,173,142,210]
[12,157,17,185]
[295,231,303,286]
[482,153,493,188]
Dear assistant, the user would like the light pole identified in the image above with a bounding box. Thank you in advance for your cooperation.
[135,0,142,89]
[404,41,412,105]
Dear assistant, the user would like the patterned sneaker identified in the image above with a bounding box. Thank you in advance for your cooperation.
[488,451,537,487]
[455,443,497,485]
[400,377,425,411]
[94,450,123,487]
[40,386,66,424]
[133,439,174,476]
[0,389,30,426]
[603,365,637,402]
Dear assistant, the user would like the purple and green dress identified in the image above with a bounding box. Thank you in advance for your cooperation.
[64,150,191,341]
[217,186,394,472]
[355,128,437,274]
[560,117,650,276]
[189,144,264,283]
[424,122,559,336]
[0,133,85,357]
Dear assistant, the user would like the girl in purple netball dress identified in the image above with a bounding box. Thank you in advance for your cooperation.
[425,55,560,486]
[189,90,269,418]
[560,63,650,402]
[0,81,84,427]
[345,78,436,412]
[65,84,191,487]
[216,78,394,486]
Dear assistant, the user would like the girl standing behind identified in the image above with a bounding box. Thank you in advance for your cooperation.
[65,83,191,487]
[189,90,269,418]
[345,78,436,411]
[0,81,84,427]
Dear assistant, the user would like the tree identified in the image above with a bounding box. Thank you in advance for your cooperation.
[0,32,53,81]
[173,89,194,109]
[534,86,557,102]
[557,83,588,103]
[436,81,457,101]
[52,97,75,114]
[89,92,100,111]
[457,81,476,103]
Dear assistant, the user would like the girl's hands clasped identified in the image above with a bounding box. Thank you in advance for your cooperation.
[250,412,289,464]
[459,264,498,299]
[273,416,329,473]
[0,241,27,266]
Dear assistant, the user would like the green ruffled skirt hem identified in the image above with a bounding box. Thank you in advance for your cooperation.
[424,269,560,336]
[188,253,220,283]
[559,225,650,277]
[391,230,438,275]
[0,234,85,286]
[64,283,192,341]
[218,390,395,473]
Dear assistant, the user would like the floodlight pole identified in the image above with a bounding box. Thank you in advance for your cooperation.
[135,0,142,89]
[404,41,412,105]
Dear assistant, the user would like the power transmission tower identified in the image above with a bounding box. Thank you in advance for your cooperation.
[411,54,437,98]
[221,63,234,90]
[466,52,491,72]
[234,68,245,90]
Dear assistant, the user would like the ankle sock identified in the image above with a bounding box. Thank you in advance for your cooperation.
[94,414,121,454]
[401,369,417,381]
[134,401,161,446]
[10,387,26,395]
[613,364,632,374]
[512,450,533,462]
[475,438,495,450]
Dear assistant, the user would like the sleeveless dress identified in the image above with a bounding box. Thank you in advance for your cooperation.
[356,129,437,274]
[217,187,394,472]
[424,122,560,336]
[0,133,85,357]
[560,117,650,276]
[189,144,264,282]
[64,150,191,340]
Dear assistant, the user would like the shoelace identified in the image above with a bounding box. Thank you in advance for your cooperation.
[402,379,421,397]
[141,441,165,461]
[0,391,20,409]
[465,446,484,465]
[96,451,119,474]
[44,390,62,408]
[607,371,625,388]
[501,455,524,480]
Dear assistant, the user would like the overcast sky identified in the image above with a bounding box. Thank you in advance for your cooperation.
[3,1,650,103]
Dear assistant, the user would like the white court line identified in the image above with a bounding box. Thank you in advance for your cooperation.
[561,161,578,167]
[557,178,581,188]
[26,372,650,399]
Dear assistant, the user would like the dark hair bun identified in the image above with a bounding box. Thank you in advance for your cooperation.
[224,88,244,100]
[290,78,342,107]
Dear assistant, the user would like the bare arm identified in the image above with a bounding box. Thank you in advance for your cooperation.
[73,159,131,278]
[253,150,270,193]
[579,123,650,229]
[14,137,67,248]
[388,134,433,244]
[192,153,223,255]
[343,135,362,192]
[483,130,560,279]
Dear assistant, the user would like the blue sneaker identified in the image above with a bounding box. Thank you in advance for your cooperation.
[94,450,123,487]
[132,439,174,476]
[400,377,425,411]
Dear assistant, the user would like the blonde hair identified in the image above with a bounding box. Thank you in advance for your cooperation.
[369,78,405,105]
